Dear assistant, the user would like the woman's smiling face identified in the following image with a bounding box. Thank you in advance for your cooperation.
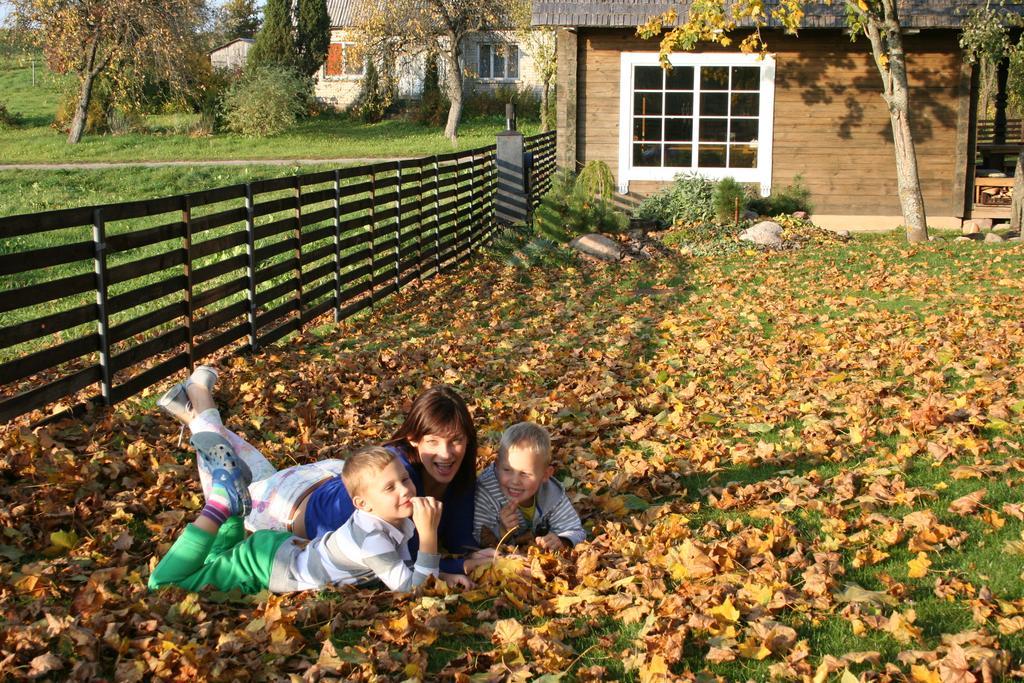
[410,432,467,485]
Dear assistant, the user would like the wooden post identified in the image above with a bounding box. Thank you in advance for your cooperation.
[369,171,377,308]
[394,163,402,288]
[183,196,195,371]
[556,28,578,173]
[294,176,304,325]
[332,169,343,322]
[415,160,425,282]
[433,156,441,276]
[245,182,258,351]
[92,208,112,405]
[468,152,478,251]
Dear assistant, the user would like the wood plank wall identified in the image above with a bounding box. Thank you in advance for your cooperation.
[577,28,967,217]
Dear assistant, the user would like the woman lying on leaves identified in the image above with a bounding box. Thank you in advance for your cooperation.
[158,367,494,586]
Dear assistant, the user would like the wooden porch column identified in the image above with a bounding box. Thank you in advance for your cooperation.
[994,59,1009,144]
[556,28,578,172]
[952,59,978,219]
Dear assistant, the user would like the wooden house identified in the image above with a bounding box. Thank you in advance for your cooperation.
[532,0,1024,229]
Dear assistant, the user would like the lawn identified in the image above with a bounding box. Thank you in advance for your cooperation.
[2,230,1023,680]
[0,57,538,164]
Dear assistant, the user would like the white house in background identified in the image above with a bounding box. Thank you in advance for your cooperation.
[209,38,255,71]
[314,0,545,110]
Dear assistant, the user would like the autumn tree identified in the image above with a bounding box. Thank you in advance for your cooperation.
[294,0,330,78]
[214,0,262,41]
[249,0,299,70]
[639,0,930,243]
[355,0,510,141]
[509,0,555,131]
[7,0,206,144]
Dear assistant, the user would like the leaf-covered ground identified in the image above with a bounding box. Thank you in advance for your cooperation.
[2,231,1024,681]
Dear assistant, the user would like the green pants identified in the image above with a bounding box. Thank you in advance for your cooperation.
[149,517,292,594]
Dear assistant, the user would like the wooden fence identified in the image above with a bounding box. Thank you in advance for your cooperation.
[0,130,556,423]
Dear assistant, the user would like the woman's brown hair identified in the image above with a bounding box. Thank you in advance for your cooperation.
[388,386,477,496]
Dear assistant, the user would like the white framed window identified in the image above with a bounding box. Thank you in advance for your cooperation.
[478,43,519,80]
[325,42,364,78]
[617,52,776,195]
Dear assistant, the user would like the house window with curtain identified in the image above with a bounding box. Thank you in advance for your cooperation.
[325,42,364,77]
[478,43,519,80]
[618,53,776,194]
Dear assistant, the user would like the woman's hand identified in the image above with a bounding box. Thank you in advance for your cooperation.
[439,572,475,589]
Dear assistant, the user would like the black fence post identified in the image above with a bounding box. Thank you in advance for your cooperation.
[92,208,112,405]
[415,160,425,282]
[293,176,304,326]
[394,162,402,289]
[332,169,342,322]
[245,182,259,351]
[183,196,195,371]
[433,156,441,276]
[369,170,377,308]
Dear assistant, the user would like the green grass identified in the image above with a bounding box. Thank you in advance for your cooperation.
[0,57,539,163]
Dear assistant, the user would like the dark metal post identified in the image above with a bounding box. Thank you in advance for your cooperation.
[369,171,377,308]
[332,169,343,322]
[433,156,441,276]
[293,176,304,324]
[495,127,528,225]
[245,183,258,351]
[183,196,195,371]
[92,208,112,404]
[394,163,402,289]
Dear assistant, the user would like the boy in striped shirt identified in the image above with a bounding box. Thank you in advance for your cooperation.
[474,422,586,550]
[149,444,443,595]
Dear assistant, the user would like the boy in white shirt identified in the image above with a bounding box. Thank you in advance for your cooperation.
[149,444,443,594]
[473,422,585,550]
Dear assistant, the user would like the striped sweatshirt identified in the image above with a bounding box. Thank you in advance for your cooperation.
[269,509,439,593]
[473,463,586,547]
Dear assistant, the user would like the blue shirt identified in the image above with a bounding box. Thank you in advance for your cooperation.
[302,445,477,574]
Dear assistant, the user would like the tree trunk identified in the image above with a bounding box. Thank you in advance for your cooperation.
[68,70,96,144]
[866,2,928,242]
[442,36,463,142]
[1012,150,1024,233]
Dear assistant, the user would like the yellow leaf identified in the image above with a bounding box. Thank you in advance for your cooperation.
[709,596,740,623]
[841,668,860,683]
[50,530,79,551]
[737,639,771,660]
[849,426,864,444]
[910,664,940,682]
[907,552,931,579]
[493,618,525,646]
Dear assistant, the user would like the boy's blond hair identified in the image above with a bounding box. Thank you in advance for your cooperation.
[342,446,396,497]
[498,422,552,467]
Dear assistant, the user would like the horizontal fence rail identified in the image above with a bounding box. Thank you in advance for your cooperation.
[0,131,554,423]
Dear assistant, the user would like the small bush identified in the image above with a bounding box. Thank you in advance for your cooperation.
[0,102,22,129]
[464,83,540,120]
[536,170,627,242]
[747,175,813,216]
[713,177,748,223]
[54,79,115,134]
[350,57,395,123]
[576,160,616,200]
[221,66,309,137]
[634,173,716,226]
[416,52,448,126]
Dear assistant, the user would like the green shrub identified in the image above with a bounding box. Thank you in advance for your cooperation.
[634,173,716,226]
[350,56,395,123]
[576,160,616,200]
[747,175,813,216]
[464,83,540,120]
[0,102,22,129]
[220,66,309,137]
[536,170,627,241]
[416,52,448,126]
[713,177,748,223]
[54,79,115,134]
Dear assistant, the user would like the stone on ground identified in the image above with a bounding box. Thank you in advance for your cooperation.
[569,233,625,262]
[739,221,784,248]
[984,232,1005,243]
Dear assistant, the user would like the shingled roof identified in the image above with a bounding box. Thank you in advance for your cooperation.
[327,0,361,27]
[532,0,1024,29]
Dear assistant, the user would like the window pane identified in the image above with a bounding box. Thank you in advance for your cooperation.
[664,118,693,141]
[731,93,759,117]
[665,92,693,115]
[732,66,760,90]
[729,144,758,168]
[343,45,364,75]
[699,118,728,142]
[633,117,662,141]
[665,144,692,167]
[634,143,662,167]
[730,119,758,142]
[493,46,505,78]
[665,66,693,90]
[479,44,491,78]
[634,92,662,116]
[507,45,519,79]
[701,66,729,90]
[700,92,728,116]
[635,66,663,90]
[698,144,727,167]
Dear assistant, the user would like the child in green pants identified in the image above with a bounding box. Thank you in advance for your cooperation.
[149,442,444,594]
